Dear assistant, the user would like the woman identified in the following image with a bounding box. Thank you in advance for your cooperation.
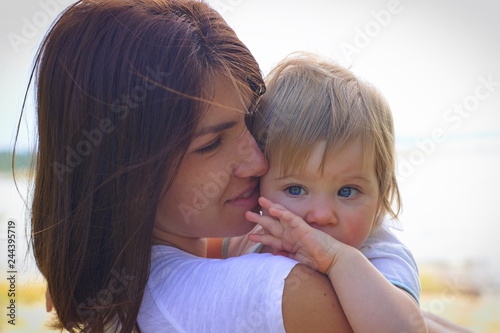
[26,0,357,332]
[23,0,471,332]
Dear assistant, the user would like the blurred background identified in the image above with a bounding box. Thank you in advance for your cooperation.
[1,0,499,331]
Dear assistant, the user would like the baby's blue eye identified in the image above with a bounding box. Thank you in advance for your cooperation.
[338,187,359,198]
[286,186,305,196]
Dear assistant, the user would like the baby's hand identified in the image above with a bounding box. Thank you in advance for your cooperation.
[246,197,345,274]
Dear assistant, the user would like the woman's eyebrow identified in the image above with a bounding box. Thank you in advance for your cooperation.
[195,121,237,137]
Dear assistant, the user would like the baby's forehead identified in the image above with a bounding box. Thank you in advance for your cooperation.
[267,138,376,178]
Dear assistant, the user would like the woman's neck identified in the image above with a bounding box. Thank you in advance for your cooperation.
[152,229,207,257]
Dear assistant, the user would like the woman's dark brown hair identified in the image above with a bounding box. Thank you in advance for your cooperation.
[18,0,264,331]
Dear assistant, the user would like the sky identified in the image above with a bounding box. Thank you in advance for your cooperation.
[1,0,500,151]
[1,0,500,280]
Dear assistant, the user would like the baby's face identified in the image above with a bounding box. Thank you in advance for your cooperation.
[260,139,380,249]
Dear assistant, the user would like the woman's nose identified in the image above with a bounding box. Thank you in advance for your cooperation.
[233,129,268,178]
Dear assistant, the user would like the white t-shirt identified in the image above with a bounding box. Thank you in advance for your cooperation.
[137,245,298,333]
[223,217,421,303]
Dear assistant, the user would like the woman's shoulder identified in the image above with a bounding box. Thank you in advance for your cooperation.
[149,244,299,286]
[142,246,352,332]
[141,246,300,332]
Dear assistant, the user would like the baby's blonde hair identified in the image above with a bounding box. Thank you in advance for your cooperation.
[255,52,401,226]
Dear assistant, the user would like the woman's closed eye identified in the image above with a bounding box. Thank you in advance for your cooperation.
[337,187,359,198]
[197,138,222,154]
[284,185,307,196]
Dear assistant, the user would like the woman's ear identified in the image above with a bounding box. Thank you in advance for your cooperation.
[45,289,53,312]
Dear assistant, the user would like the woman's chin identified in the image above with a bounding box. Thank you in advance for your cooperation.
[225,219,257,237]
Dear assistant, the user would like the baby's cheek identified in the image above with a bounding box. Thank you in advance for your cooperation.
[280,198,307,220]
[344,223,371,249]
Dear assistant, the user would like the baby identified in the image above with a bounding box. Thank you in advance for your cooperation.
[229,52,423,332]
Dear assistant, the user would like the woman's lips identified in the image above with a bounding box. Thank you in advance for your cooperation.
[227,184,260,208]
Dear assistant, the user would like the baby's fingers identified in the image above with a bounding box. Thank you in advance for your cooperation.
[259,197,304,229]
[258,196,287,212]
[245,211,284,237]
[248,232,285,251]
[270,207,307,230]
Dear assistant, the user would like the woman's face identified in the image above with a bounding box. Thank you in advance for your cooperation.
[155,79,268,242]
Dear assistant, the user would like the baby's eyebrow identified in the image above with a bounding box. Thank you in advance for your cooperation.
[346,176,371,183]
[274,174,302,181]
[274,174,372,183]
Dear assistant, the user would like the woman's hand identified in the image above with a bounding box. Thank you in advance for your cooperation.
[246,196,347,274]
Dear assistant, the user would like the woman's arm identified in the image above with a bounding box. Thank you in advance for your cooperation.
[247,197,427,333]
[208,234,355,331]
